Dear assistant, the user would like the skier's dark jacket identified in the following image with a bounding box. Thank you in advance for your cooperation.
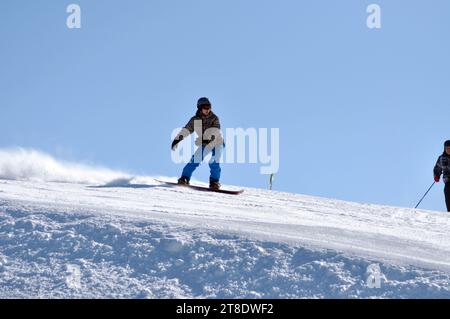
[175,110,224,147]
[434,152,450,183]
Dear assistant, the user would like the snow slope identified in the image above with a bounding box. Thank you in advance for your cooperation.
[0,149,449,298]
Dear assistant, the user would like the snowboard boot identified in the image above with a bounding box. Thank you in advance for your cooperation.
[209,179,221,190]
[178,176,190,185]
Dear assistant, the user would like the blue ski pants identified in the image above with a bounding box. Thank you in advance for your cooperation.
[182,144,223,181]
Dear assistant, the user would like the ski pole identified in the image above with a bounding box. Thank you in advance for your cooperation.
[414,182,435,209]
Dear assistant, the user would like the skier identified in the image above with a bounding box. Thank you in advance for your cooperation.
[433,140,450,212]
[171,97,224,190]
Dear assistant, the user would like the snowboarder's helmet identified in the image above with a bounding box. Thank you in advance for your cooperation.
[445,140,450,148]
[197,97,211,109]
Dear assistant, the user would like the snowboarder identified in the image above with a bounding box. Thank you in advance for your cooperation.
[433,140,450,212]
[171,97,224,190]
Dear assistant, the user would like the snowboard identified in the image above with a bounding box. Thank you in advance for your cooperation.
[156,180,244,195]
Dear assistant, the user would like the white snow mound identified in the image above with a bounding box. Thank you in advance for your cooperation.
[0,149,449,298]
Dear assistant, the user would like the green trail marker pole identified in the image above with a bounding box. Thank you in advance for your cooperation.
[269,173,275,190]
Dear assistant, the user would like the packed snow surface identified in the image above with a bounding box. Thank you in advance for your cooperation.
[0,149,449,298]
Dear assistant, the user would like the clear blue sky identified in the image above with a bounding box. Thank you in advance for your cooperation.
[1,1,449,211]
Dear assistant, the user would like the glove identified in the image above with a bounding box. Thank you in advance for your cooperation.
[171,135,183,151]
[434,175,440,183]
